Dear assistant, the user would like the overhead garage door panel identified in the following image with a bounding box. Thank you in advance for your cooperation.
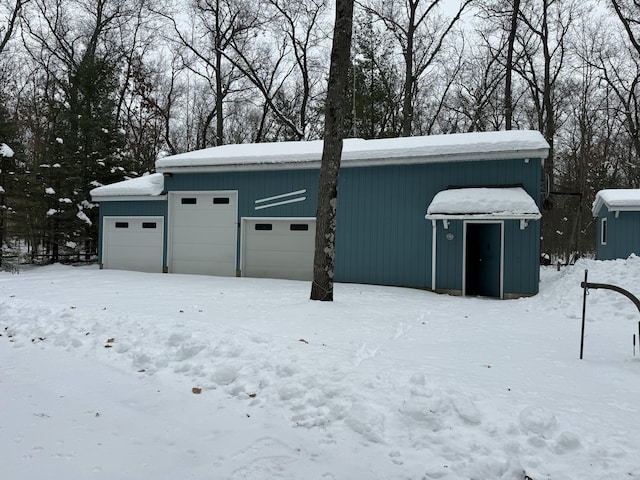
[103,217,164,273]
[171,226,236,245]
[170,192,238,276]
[243,219,315,281]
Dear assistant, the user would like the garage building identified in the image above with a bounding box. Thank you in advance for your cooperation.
[91,130,549,298]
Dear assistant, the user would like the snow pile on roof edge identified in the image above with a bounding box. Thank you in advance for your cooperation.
[592,188,640,216]
[90,173,164,198]
[427,187,541,217]
[155,130,549,171]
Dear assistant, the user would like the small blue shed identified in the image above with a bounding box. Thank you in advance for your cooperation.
[593,189,640,260]
[91,130,549,298]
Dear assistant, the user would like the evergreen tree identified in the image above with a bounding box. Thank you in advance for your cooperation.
[345,12,402,139]
[46,51,127,260]
[0,99,22,266]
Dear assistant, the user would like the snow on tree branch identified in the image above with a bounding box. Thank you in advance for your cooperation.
[0,143,14,157]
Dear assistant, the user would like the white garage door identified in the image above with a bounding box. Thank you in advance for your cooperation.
[169,191,237,276]
[103,217,164,273]
[242,218,316,281]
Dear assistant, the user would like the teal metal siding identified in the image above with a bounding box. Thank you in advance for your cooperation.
[98,200,168,265]
[100,200,167,217]
[596,207,640,260]
[166,170,320,218]
[434,220,464,292]
[336,164,433,287]
[337,159,541,290]
[502,219,540,295]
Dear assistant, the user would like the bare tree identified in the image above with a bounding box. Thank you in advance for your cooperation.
[609,0,640,56]
[556,17,620,261]
[603,0,640,180]
[360,0,472,136]
[0,0,28,56]
[310,0,354,302]
[157,0,260,147]
[222,0,329,141]
[516,0,577,186]
[446,36,506,133]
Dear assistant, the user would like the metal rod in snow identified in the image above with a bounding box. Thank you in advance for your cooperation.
[580,269,588,360]
[634,334,636,356]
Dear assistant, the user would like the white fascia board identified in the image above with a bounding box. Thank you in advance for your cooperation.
[155,148,549,174]
[92,194,167,202]
[591,198,603,217]
[425,213,542,221]
[242,216,316,222]
[592,201,640,217]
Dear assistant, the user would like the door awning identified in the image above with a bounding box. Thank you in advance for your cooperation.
[425,187,542,221]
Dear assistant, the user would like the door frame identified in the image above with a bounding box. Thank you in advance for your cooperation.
[462,220,504,299]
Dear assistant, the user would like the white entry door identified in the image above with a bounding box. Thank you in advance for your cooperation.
[242,218,316,281]
[103,216,164,273]
[169,191,237,276]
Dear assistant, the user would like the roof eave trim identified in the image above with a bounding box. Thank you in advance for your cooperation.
[155,148,549,174]
[91,194,167,202]
[425,213,542,220]
[592,202,640,217]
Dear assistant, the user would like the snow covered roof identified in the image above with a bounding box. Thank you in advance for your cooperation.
[155,130,549,173]
[425,187,542,220]
[90,173,165,200]
[592,189,640,216]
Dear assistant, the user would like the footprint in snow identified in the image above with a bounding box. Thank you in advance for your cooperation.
[352,343,381,367]
[230,437,302,480]
[231,436,294,459]
[453,396,482,424]
[231,456,297,479]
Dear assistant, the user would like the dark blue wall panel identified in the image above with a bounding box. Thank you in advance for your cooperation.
[596,208,640,260]
[434,220,464,292]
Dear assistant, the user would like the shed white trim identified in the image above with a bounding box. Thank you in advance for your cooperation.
[592,189,640,217]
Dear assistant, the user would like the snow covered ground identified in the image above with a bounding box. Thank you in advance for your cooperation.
[2,258,640,479]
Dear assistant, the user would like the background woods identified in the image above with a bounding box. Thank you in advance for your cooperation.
[0,0,639,267]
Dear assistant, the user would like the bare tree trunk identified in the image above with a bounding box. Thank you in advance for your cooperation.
[505,0,520,130]
[214,0,224,146]
[401,2,416,137]
[541,0,556,187]
[310,0,354,302]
